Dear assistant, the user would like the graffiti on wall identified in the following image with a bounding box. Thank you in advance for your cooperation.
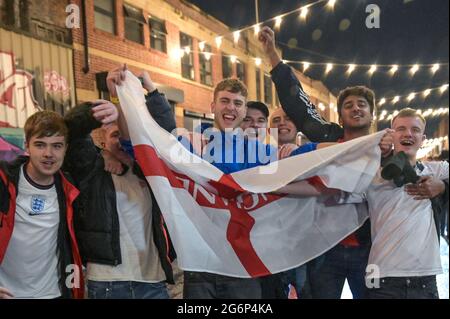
[0,50,73,128]
[0,51,40,128]
[44,70,70,97]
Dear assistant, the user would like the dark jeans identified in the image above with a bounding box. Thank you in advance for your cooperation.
[366,276,439,299]
[183,271,262,299]
[88,280,170,299]
[283,264,310,298]
[308,244,370,299]
[259,273,288,299]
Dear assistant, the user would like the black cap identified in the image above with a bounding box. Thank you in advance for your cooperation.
[246,101,269,119]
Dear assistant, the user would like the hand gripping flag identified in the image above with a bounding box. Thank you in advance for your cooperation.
[117,72,383,278]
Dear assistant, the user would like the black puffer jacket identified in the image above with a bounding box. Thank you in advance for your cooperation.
[64,90,177,284]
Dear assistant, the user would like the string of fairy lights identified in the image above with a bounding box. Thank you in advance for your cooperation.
[377,107,449,122]
[171,0,449,79]
[378,84,449,106]
[175,0,449,151]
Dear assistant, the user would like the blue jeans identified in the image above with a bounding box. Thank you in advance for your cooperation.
[308,244,370,299]
[88,280,170,299]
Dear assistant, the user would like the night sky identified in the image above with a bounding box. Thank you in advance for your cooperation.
[188,0,449,136]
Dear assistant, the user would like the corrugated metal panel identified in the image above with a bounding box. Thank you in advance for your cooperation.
[0,28,75,128]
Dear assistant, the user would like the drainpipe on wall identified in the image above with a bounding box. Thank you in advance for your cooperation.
[81,0,89,74]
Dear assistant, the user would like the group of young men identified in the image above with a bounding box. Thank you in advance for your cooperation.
[0,27,448,299]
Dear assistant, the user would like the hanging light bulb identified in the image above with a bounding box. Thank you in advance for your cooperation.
[410,64,419,75]
[184,46,191,55]
[300,7,309,20]
[170,48,184,60]
[198,41,205,52]
[379,98,386,106]
[230,55,237,63]
[303,61,311,72]
[254,24,260,36]
[255,58,262,66]
[407,92,416,102]
[233,31,240,43]
[204,52,212,61]
[275,16,283,29]
[389,65,398,75]
[369,64,377,75]
[392,96,400,104]
[327,0,337,9]
[325,63,333,74]
[440,84,449,93]
[431,64,440,74]
[347,64,356,74]
[423,89,431,98]
[215,36,222,49]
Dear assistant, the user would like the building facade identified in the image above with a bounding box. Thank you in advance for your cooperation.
[0,0,76,130]
[70,0,339,129]
[1,0,391,145]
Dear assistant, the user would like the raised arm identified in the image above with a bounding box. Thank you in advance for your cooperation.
[63,101,118,182]
[106,66,176,140]
[258,27,343,142]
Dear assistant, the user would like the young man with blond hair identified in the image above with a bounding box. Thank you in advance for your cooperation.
[362,108,448,299]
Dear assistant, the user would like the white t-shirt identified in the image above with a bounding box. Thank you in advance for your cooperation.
[367,161,448,279]
[0,165,60,298]
[87,169,166,283]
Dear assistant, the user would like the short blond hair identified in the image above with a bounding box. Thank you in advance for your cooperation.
[391,108,426,128]
[214,78,248,101]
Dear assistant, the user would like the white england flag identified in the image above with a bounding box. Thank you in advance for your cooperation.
[117,72,383,278]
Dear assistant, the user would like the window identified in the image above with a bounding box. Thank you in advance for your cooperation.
[95,72,110,100]
[149,16,167,53]
[256,69,261,101]
[31,19,71,45]
[180,32,194,80]
[264,73,273,105]
[222,54,232,79]
[199,44,213,86]
[94,0,115,34]
[2,0,15,26]
[123,3,145,44]
[183,111,214,132]
[236,61,245,83]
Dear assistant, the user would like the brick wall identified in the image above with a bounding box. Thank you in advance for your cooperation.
[71,0,338,123]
